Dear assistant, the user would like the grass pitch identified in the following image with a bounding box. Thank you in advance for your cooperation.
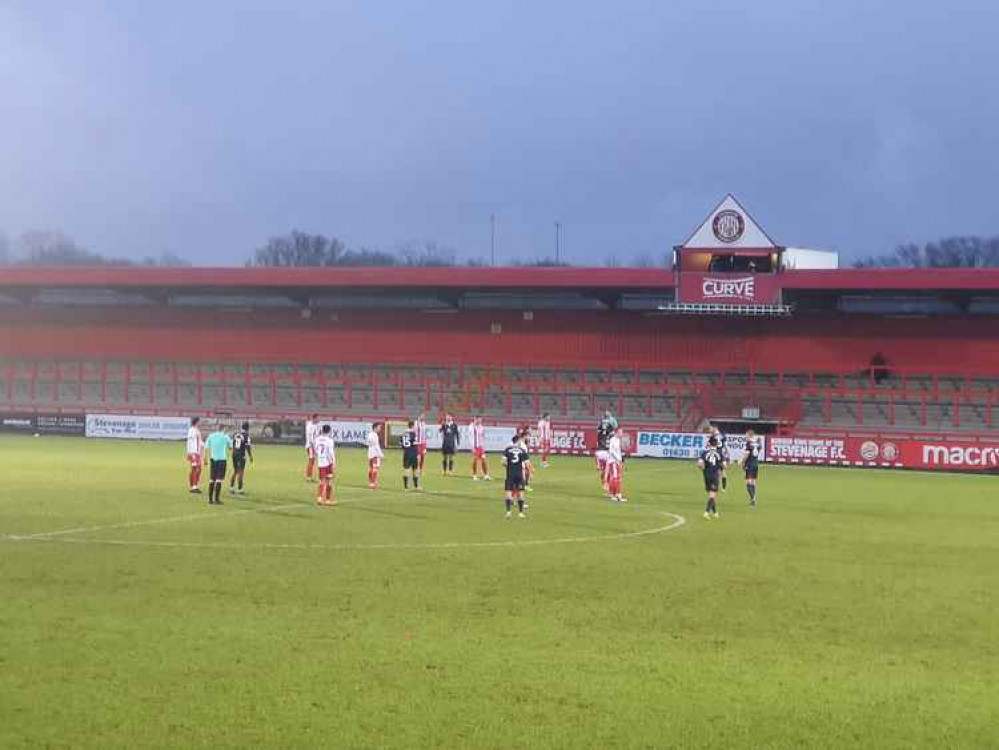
[0,435,996,749]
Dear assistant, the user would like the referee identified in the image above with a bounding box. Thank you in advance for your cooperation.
[204,426,232,505]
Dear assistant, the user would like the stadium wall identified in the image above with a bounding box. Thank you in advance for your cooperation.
[1,307,997,375]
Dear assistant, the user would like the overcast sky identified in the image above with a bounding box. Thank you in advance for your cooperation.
[1,1,997,266]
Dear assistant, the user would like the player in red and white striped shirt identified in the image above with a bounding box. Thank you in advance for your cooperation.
[606,427,627,503]
[366,422,384,489]
[470,416,491,481]
[537,413,552,468]
[186,417,204,493]
[415,413,428,472]
[314,424,337,506]
[304,413,319,483]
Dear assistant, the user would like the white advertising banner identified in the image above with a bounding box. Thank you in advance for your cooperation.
[423,424,514,453]
[636,431,763,462]
[85,414,190,441]
[317,420,371,446]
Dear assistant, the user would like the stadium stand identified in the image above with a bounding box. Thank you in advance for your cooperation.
[2,210,999,439]
[2,355,997,432]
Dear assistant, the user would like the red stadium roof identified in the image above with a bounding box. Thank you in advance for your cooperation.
[2,266,999,293]
[782,268,999,291]
[0,266,676,291]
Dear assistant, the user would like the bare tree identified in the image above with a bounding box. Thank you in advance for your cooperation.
[252,231,346,267]
[338,247,398,266]
[854,236,999,268]
[399,240,457,267]
[141,250,192,267]
[15,231,131,266]
[511,256,571,267]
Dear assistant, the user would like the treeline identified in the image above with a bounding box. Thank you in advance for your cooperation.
[6,227,999,269]
[0,231,189,267]
[853,236,999,268]
[249,232,574,268]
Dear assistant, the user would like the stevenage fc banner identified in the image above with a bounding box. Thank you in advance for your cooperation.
[85,414,190,441]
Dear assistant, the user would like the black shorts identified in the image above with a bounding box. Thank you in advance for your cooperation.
[442,446,456,456]
[744,463,759,479]
[505,477,525,492]
[703,472,720,492]
[233,455,247,471]
[210,460,227,481]
[403,452,419,470]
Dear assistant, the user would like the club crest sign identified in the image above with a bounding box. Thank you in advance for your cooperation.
[702,276,756,301]
[712,209,745,244]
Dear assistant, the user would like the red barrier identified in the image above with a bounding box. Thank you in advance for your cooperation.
[767,434,999,471]
[524,428,639,456]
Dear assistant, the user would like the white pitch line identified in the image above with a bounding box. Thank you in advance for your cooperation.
[3,512,686,552]
[0,488,485,543]
[3,501,313,541]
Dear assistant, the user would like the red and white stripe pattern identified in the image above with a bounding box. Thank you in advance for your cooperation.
[471,422,486,451]
[537,418,552,444]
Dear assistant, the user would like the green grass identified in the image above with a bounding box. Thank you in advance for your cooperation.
[0,435,996,749]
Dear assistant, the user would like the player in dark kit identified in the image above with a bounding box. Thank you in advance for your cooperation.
[229,422,254,495]
[502,434,530,519]
[709,425,730,491]
[595,415,615,492]
[440,414,460,476]
[400,421,421,490]
[698,435,723,519]
[741,429,761,508]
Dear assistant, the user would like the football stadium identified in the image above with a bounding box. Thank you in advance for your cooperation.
[1,197,996,749]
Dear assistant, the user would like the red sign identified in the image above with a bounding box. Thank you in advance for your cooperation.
[767,434,999,472]
[680,272,782,304]
[525,428,638,456]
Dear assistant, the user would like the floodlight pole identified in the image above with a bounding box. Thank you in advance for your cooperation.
[490,214,496,266]
[555,221,562,264]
